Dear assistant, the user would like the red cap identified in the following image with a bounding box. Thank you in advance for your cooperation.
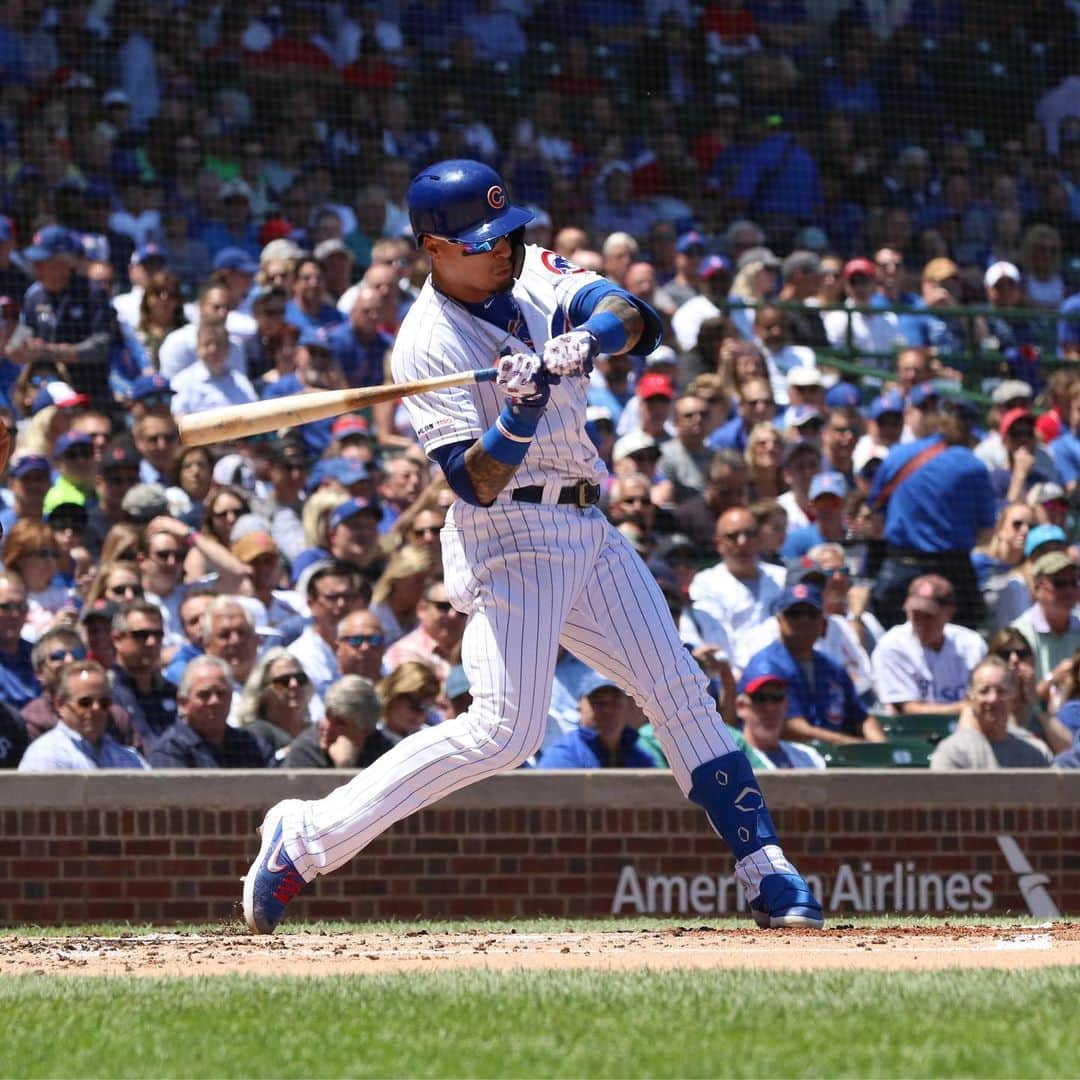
[258,217,295,247]
[999,407,1033,437]
[843,257,876,280]
[742,674,786,695]
[637,372,675,401]
[331,415,370,439]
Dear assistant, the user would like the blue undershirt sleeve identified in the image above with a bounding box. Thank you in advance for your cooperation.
[429,439,484,506]
[567,281,663,357]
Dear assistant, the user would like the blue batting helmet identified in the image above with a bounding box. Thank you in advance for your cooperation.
[408,159,533,245]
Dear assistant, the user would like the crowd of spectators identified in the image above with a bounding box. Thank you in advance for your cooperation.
[2,0,1080,774]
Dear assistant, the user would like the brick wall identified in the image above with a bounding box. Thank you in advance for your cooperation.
[0,771,1076,925]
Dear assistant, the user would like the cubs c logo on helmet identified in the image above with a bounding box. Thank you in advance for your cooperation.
[487,185,506,210]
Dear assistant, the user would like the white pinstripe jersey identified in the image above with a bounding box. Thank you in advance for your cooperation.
[391,245,607,490]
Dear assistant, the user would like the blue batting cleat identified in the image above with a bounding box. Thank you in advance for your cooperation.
[750,872,825,929]
[243,800,307,935]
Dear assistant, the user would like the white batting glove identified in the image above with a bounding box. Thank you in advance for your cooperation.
[495,352,545,399]
[542,330,599,378]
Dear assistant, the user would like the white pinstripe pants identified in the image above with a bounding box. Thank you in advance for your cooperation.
[282,502,794,896]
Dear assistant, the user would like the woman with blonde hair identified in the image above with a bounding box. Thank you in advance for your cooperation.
[376,660,441,740]
[728,256,779,340]
[369,545,433,645]
[716,340,769,406]
[972,502,1034,627]
[235,648,315,761]
[1020,223,1063,309]
[744,421,786,501]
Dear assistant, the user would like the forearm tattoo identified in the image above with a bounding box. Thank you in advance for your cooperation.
[464,440,523,505]
[595,295,644,353]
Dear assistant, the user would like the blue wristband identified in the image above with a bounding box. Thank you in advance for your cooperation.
[580,310,628,355]
[480,402,543,465]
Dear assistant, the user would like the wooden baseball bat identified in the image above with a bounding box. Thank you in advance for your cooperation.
[177,367,498,447]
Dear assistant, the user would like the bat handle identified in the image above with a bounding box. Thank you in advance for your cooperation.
[474,367,498,384]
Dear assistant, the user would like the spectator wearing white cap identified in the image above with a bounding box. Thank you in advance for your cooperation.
[975,260,1042,359]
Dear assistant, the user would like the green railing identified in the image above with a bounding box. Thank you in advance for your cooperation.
[721,299,1079,406]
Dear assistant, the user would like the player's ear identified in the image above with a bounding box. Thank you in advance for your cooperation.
[420,235,440,261]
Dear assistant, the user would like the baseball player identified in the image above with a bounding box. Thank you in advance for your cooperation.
[244,159,823,933]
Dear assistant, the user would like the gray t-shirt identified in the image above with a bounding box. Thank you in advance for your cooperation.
[930,727,1053,770]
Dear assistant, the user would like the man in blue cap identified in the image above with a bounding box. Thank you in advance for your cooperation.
[536,669,658,769]
[0,453,51,536]
[45,432,98,514]
[854,390,905,474]
[126,373,174,420]
[741,583,884,747]
[781,471,849,560]
[264,331,348,456]
[20,225,117,409]
[869,394,995,630]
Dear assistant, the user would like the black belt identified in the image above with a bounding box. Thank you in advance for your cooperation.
[511,481,601,507]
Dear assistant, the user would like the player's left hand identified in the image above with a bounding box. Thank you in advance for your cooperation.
[495,352,559,401]
[542,330,598,378]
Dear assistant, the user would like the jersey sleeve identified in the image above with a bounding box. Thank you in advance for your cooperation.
[390,320,485,454]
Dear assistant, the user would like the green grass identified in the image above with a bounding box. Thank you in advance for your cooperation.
[3,968,1079,1078]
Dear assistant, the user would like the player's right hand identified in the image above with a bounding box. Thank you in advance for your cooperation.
[494,353,558,406]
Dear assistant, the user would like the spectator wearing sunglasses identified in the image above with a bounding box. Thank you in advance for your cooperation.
[109,600,179,745]
[1011,550,1080,707]
[20,626,137,746]
[1,519,68,643]
[44,432,97,517]
[989,628,1073,755]
[336,610,388,683]
[742,584,884,747]
[384,580,466,686]
[284,675,383,769]
[18,661,147,773]
[741,554,877,704]
[734,674,826,770]
[871,575,987,717]
[235,649,315,762]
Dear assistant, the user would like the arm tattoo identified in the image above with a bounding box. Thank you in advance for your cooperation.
[464,440,523,505]
[595,295,645,354]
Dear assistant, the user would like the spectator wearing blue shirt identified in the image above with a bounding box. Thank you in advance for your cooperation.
[196,182,262,260]
[708,377,775,453]
[537,671,658,769]
[868,396,996,630]
[20,226,118,410]
[781,472,848,561]
[730,116,823,230]
[18,661,146,773]
[264,334,349,457]
[325,286,393,388]
[741,584,884,747]
[285,256,346,335]
[0,572,39,710]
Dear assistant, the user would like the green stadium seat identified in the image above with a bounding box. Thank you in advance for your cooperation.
[874,712,958,744]
[819,738,933,769]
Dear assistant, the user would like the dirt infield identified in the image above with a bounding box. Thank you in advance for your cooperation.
[2,922,1078,977]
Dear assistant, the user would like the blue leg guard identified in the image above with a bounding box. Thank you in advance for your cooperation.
[688,750,779,859]
[688,752,824,929]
